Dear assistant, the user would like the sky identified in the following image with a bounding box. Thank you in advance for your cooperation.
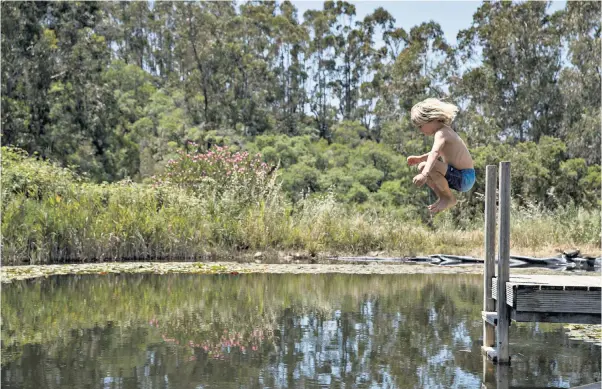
[285,1,569,107]
[292,1,567,46]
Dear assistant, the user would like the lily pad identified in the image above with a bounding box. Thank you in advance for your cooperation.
[565,324,602,346]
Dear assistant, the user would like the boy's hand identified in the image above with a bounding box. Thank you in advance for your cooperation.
[407,156,422,166]
[413,173,427,187]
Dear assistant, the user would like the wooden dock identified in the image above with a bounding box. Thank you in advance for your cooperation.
[480,163,601,389]
[480,163,602,365]
[491,275,601,324]
[484,274,601,361]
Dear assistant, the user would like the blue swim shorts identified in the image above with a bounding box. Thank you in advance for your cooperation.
[446,166,475,192]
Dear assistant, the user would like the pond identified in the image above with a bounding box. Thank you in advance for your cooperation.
[2,273,600,388]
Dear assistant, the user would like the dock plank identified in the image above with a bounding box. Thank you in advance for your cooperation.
[516,289,601,313]
[512,311,601,325]
[482,311,498,326]
[491,274,601,324]
[507,275,601,290]
[570,382,601,389]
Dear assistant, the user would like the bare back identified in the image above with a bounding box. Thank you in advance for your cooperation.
[436,126,473,170]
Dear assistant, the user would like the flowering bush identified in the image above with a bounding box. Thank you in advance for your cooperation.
[154,143,277,205]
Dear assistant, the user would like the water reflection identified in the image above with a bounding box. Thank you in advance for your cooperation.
[2,273,600,388]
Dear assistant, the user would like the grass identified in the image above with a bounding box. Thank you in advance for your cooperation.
[2,146,599,264]
[2,181,599,264]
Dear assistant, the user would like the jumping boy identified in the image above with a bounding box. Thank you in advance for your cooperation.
[407,98,475,213]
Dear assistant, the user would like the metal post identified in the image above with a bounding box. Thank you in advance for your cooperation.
[497,161,511,363]
[483,165,497,348]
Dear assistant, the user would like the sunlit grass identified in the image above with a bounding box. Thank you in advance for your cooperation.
[2,181,599,264]
[2,146,599,264]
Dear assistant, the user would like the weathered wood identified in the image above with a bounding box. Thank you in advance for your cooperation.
[497,363,510,389]
[482,346,498,362]
[512,311,602,325]
[508,274,601,289]
[482,311,498,326]
[483,165,497,349]
[496,161,511,363]
[569,382,602,389]
[479,161,600,373]
[494,275,601,292]
[482,355,495,388]
[506,282,514,307]
[492,275,601,325]
[493,276,601,319]
[515,289,601,313]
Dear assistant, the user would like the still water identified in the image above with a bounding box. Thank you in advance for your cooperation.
[2,273,600,388]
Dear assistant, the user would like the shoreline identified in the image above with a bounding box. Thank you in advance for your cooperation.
[2,260,599,282]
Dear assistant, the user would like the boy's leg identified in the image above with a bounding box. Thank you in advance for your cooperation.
[418,160,448,177]
[418,161,445,209]
[418,161,457,213]
[426,172,457,213]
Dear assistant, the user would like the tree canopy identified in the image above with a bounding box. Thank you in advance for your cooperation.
[2,1,600,215]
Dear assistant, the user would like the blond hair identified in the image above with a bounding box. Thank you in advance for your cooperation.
[410,98,459,127]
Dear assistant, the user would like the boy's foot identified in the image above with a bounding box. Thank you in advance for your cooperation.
[428,199,440,211]
[430,196,457,213]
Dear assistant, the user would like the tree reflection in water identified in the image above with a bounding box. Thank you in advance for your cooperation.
[2,273,600,388]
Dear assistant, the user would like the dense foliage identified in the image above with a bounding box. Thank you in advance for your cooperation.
[1,1,600,262]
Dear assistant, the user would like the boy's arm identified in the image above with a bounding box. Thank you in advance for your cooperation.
[406,152,430,165]
[419,132,445,177]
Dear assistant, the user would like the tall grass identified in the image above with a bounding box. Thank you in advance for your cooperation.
[2,147,599,264]
[3,186,598,264]
[510,201,601,250]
